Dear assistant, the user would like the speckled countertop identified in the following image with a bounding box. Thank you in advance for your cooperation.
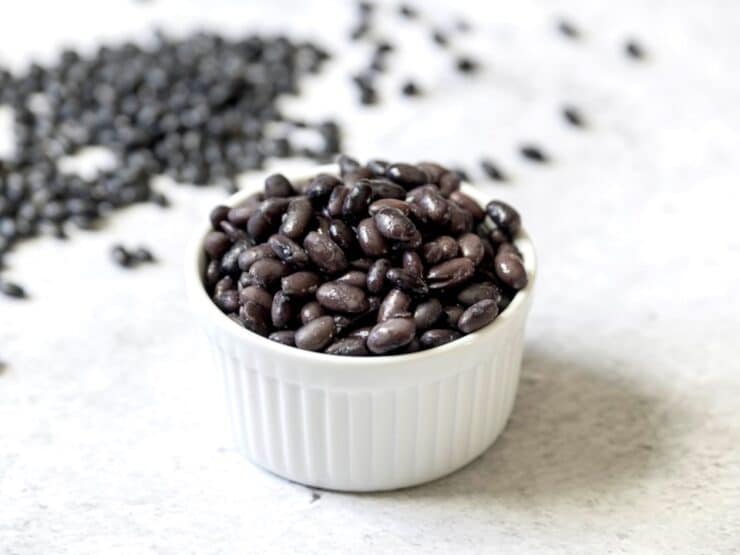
[1,1,739,553]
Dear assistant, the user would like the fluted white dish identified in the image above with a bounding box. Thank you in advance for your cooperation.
[186,168,536,492]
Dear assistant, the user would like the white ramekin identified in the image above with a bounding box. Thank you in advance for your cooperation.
[186,168,536,492]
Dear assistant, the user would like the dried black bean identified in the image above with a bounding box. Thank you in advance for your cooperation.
[305,173,341,201]
[221,241,250,276]
[562,105,585,128]
[455,56,478,74]
[401,81,421,97]
[343,182,374,221]
[132,246,155,263]
[347,326,373,340]
[295,316,336,351]
[369,198,410,216]
[557,18,580,39]
[458,299,499,333]
[0,280,27,299]
[625,39,646,60]
[367,318,416,354]
[238,244,275,271]
[350,257,374,271]
[419,329,461,349]
[203,232,230,259]
[328,219,355,251]
[227,205,254,227]
[402,250,424,277]
[442,305,464,328]
[111,244,134,268]
[210,205,230,230]
[325,337,369,356]
[366,179,406,200]
[303,231,348,274]
[326,185,349,217]
[450,191,485,221]
[204,260,221,288]
[448,203,473,235]
[378,288,412,322]
[422,236,458,264]
[367,159,390,177]
[438,172,461,196]
[316,282,369,313]
[416,162,447,184]
[418,190,449,224]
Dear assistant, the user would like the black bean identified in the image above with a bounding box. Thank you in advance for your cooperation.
[402,250,424,277]
[281,271,321,297]
[415,162,446,184]
[347,326,372,340]
[378,288,412,322]
[343,182,374,221]
[448,203,473,235]
[367,317,416,354]
[132,246,155,263]
[458,299,499,333]
[238,244,275,271]
[204,260,221,287]
[239,285,273,310]
[221,240,250,275]
[239,300,271,337]
[268,234,309,268]
[401,81,421,97]
[519,144,549,164]
[422,236,458,264]
[366,159,390,177]
[386,163,427,187]
[316,282,369,313]
[247,209,274,241]
[350,257,374,271]
[249,258,289,289]
[295,316,336,351]
[398,3,417,18]
[456,282,502,307]
[325,337,369,356]
[419,329,461,349]
[455,56,478,74]
[214,289,239,313]
[562,105,585,128]
[413,298,442,330]
[219,220,249,243]
[480,159,507,181]
[0,280,27,299]
[431,29,448,47]
[386,267,428,295]
[271,291,294,328]
[418,190,449,224]
[450,191,485,221]
[373,207,420,243]
[494,251,528,290]
[442,305,464,328]
[338,154,361,176]
[203,231,230,259]
[486,200,521,236]
[625,39,646,60]
[366,179,406,200]
[438,171,461,196]
[357,217,388,257]
[458,233,484,265]
[557,18,580,39]
[305,173,341,201]
[264,173,295,198]
[227,205,254,227]
[369,198,410,216]
[300,301,325,324]
[303,231,348,274]
[111,244,134,268]
[210,205,230,230]
[328,219,355,251]
[326,185,349,217]
[336,270,368,288]
[427,257,475,289]
[280,197,313,240]
[269,330,296,346]
[366,258,390,294]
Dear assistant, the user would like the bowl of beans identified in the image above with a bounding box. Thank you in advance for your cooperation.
[187,156,535,491]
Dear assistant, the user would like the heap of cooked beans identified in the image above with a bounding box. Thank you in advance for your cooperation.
[202,156,528,356]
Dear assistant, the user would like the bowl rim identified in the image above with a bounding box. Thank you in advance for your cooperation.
[186,165,536,368]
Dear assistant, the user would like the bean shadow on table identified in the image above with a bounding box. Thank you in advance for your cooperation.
[369,344,686,503]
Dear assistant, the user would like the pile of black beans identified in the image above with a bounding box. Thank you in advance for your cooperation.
[0,31,336,296]
[203,156,528,356]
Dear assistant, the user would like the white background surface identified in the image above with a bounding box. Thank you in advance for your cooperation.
[1,0,739,553]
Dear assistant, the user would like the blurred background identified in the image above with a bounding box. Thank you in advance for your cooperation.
[1,1,738,553]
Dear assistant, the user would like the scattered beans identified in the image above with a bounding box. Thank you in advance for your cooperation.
[625,39,646,60]
[557,19,580,39]
[401,81,421,96]
[519,144,550,164]
[480,159,507,181]
[0,280,27,299]
[562,105,586,128]
[203,158,527,355]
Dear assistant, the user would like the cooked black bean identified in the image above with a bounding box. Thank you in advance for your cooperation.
[269,330,296,346]
[326,185,349,217]
[519,144,549,164]
[264,174,295,198]
[357,217,388,257]
[386,267,428,295]
[350,257,374,271]
[366,179,407,200]
[369,198,410,216]
[238,244,275,271]
[373,208,421,243]
[210,205,230,230]
[271,291,294,328]
[486,200,521,236]
[247,209,274,240]
[458,299,499,333]
[417,162,447,184]
[386,163,427,187]
[413,298,442,330]
[338,155,361,176]
[280,197,313,239]
[343,182,373,221]
[281,271,321,297]
[457,282,502,306]
[325,337,369,356]
[249,258,289,288]
[458,233,484,265]
[220,240,250,275]
[239,300,271,337]
[367,159,390,176]
[378,288,412,322]
[303,231,348,274]
[448,203,473,235]
[427,257,475,289]
[333,315,353,335]
[316,282,369,313]
[227,205,254,227]
[219,220,249,243]
[295,316,336,351]
[438,171,461,196]
[367,318,416,354]
[203,231,231,259]
[214,289,239,313]
[328,219,355,251]
[347,326,372,340]
[419,329,461,349]
[214,276,235,295]
[498,242,523,259]
[418,190,449,224]
[204,260,221,288]
[336,271,368,288]
[494,252,528,289]
[402,250,424,277]
[0,280,27,299]
[422,236,458,264]
[268,234,309,268]
[305,173,341,201]
[300,301,325,324]
[240,285,273,310]
[562,105,585,128]
[366,258,391,294]
[442,305,464,328]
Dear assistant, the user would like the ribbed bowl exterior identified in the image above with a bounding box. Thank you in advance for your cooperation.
[188,173,536,492]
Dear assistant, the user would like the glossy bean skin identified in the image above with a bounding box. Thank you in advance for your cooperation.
[219,220,249,243]
[305,173,341,201]
[214,289,239,313]
[220,240,250,275]
[418,190,449,224]
[386,267,428,295]
[227,205,254,227]
[426,257,475,289]
[350,257,374,271]
[413,298,443,330]
[494,251,528,289]
[264,173,294,198]
[367,318,417,354]
[368,198,410,216]
[239,285,273,310]
[386,163,427,187]
[336,270,368,288]
[373,208,421,243]
[448,203,473,235]
[303,231,348,274]
[422,236,458,264]
[357,217,388,257]
[326,185,349,217]
[486,200,521,236]
[365,179,406,200]
[204,260,221,287]
[281,271,321,297]
[204,231,230,258]
[316,282,369,313]
[442,305,464,328]
[280,197,312,239]
[328,219,355,251]
[458,233,484,265]
[456,282,502,306]
[238,300,271,337]
[457,299,499,333]
[209,205,230,230]
[417,161,447,184]
[438,171,461,196]
[269,330,296,346]
[271,291,294,328]
[300,301,325,324]
[378,288,412,322]
[366,258,391,294]
[402,250,424,278]
[248,258,289,289]
[347,326,372,340]
[325,337,369,356]
[450,191,484,221]
[419,328,461,348]
[268,234,309,268]
[342,182,373,221]
[238,243,275,271]
[294,315,336,351]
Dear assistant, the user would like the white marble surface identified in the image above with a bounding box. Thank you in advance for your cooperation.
[1,0,739,553]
